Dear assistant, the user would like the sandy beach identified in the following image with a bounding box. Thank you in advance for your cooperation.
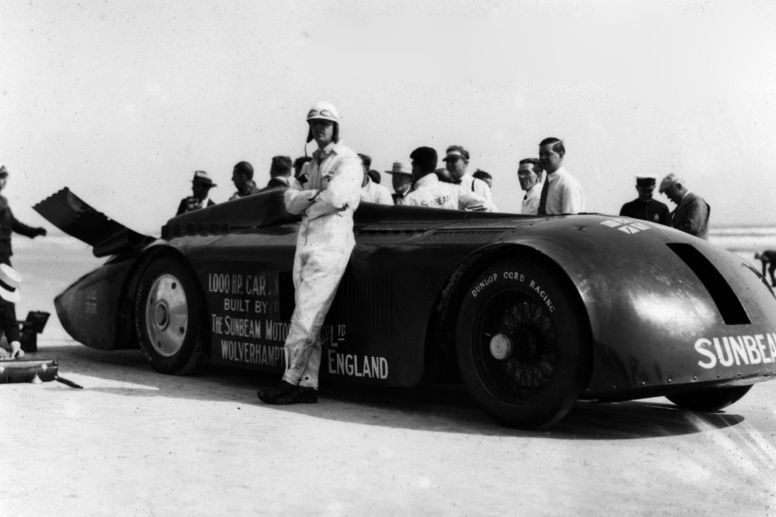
[2,232,776,516]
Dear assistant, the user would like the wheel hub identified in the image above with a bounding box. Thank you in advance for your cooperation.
[489,333,512,360]
[474,291,558,400]
[153,302,170,329]
[144,274,188,358]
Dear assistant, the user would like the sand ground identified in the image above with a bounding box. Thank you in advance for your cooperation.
[1,238,775,516]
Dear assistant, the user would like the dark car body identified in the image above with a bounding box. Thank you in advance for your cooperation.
[36,188,776,427]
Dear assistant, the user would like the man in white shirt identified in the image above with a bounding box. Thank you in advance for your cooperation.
[537,137,585,215]
[442,145,496,211]
[400,147,493,211]
[517,158,542,215]
[358,153,393,205]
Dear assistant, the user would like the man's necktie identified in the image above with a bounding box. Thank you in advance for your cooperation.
[538,181,550,215]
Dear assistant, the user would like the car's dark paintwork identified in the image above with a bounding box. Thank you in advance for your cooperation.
[37,188,776,403]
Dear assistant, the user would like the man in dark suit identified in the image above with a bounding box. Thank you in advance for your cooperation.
[659,173,710,239]
[258,156,293,193]
[620,175,671,225]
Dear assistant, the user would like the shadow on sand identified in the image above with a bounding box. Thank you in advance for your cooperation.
[33,342,745,440]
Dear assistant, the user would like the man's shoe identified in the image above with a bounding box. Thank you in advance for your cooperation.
[258,381,318,405]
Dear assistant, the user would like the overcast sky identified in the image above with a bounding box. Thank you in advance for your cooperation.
[3,0,776,234]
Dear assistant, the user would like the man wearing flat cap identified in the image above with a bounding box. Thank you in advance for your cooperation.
[659,173,710,239]
[176,170,217,215]
[619,175,670,225]
[443,145,496,211]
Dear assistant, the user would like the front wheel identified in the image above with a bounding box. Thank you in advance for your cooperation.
[455,258,590,428]
[134,256,209,374]
[666,385,752,411]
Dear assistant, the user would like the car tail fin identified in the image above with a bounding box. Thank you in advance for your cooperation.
[34,187,155,258]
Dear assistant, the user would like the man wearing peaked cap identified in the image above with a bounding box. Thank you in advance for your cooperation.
[619,174,670,225]
[659,173,710,239]
[442,145,496,211]
[400,147,494,211]
[0,264,24,359]
[258,101,363,405]
[385,161,413,204]
[176,170,217,216]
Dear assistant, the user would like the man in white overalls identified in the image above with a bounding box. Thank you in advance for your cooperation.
[258,102,362,404]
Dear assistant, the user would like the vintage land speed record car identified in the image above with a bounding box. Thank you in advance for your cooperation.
[35,187,776,428]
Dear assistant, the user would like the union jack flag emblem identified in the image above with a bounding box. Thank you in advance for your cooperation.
[600,218,651,235]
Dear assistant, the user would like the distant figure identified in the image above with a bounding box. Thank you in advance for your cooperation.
[537,137,584,215]
[176,170,217,215]
[0,165,46,265]
[358,153,393,205]
[400,147,493,211]
[517,158,543,215]
[0,166,44,360]
[293,156,312,187]
[0,264,24,359]
[384,161,413,204]
[229,161,260,200]
[259,156,293,192]
[619,175,671,225]
[659,173,710,239]
[472,169,493,189]
[367,169,382,184]
[755,251,776,286]
[443,145,495,211]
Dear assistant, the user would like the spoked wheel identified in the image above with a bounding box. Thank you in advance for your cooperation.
[135,256,208,374]
[666,385,752,411]
[456,259,590,428]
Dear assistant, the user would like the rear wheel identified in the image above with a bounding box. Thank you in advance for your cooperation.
[666,385,752,411]
[134,256,208,374]
[455,258,590,428]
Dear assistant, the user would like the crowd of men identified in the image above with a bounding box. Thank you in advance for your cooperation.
[175,127,710,240]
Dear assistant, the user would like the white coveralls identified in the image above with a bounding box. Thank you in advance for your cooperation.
[399,173,494,211]
[282,142,362,389]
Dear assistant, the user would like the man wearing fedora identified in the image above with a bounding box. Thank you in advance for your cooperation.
[0,264,24,358]
[620,175,670,225]
[176,170,217,216]
[358,153,393,205]
[385,161,413,204]
[659,173,710,239]
[258,101,362,405]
